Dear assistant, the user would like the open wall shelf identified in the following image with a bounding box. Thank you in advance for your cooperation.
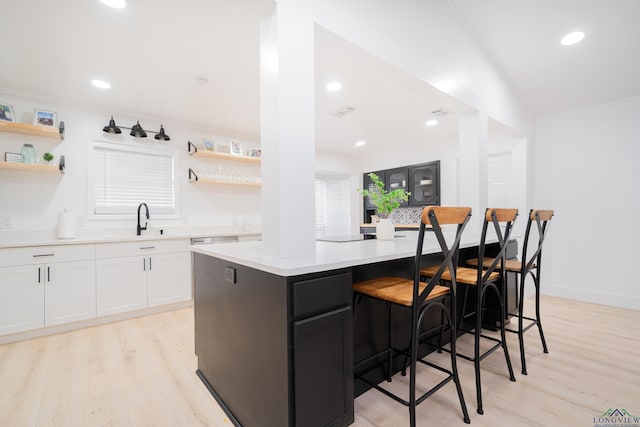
[188,168,261,187]
[0,121,65,140]
[0,161,63,174]
[187,141,261,164]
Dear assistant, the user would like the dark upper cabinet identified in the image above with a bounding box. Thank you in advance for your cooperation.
[408,160,440,206]
[362,170,385,210]
[362,161,440,217]
[385,167,409,207]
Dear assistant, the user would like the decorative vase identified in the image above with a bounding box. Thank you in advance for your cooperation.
[376,217,394,240]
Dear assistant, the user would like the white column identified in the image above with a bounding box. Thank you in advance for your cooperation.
[458,112,489,232]
[260,4,316,258]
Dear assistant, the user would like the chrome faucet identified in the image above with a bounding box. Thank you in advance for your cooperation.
[137,203,149,236]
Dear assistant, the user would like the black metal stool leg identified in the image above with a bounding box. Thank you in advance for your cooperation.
[447,294,471,424]
[475,285,484,415]
[386,302,393,382]
[499,280,516,382]
[518,275,527,375]
[534,274,549,354]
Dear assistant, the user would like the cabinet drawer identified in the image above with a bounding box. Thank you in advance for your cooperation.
[95,239,189,259]
[292,271,352,320]
[0,244,96,267]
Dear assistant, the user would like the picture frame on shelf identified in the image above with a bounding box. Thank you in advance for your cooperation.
[33,109,56,127]
[4,152,23,163]
[230,140,242,156]
[203,139,216,151]
[0,103,15,122]
[248,148,262,158]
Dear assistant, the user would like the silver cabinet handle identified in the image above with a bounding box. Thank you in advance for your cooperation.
[47,266,51,282]
[33,253,54,258]
[149,257,152,271]
[140,246,155,250]
[38,267,41,283]
[143,258,146,271]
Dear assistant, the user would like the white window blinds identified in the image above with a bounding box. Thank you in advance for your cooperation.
[93,142,176,214]
[315,176,351,237]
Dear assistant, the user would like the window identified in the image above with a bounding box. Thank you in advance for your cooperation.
[315,176,351,237]
[92,141,177,215]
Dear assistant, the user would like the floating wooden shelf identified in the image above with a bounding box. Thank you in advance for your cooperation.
[0,121,64,140]
[188,168,260,187]
[187,141,261,164]
[0,161,61,174]
[190,178,261,187]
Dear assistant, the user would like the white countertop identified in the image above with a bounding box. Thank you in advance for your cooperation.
[190,231,492,276]
[0,226,261,249]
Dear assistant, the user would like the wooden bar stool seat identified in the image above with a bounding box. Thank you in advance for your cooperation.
[352,206,472,426]
[466,209,554,375]
[420,265,500,285]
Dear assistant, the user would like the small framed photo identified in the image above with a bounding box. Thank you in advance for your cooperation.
[203,139,215,151]
[0,103,15,123]
[248,148,262,158]
[34,109,56,127]
[4,152,23,163]
[230,140,243,156]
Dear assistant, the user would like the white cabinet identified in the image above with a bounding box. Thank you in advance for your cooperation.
[0,245,96,335]
[95,239,191,316]
[0,264,44,335]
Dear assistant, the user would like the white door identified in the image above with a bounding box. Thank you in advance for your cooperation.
[45,260,96,326]
[147,252,191,307]
[488,153,512,208]
[96,256,147,316]
[0,264,45,334]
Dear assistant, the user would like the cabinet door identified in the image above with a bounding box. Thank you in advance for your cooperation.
[45,260,96,326]
[293,306,353,427]
[409,161,440,206]
[96,256,147,316]
[147,251,191,307]
[0,264,44,334]
[385,167,409,207]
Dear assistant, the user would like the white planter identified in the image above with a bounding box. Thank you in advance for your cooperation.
[376,218,394,240]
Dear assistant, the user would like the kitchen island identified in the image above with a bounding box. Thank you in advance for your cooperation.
[191,233,510,427]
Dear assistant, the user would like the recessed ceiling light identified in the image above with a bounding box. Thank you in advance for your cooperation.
[100,0,126,8]
[561,31,585,46]
[354,140,366,147]
[91,79,111,89]
[326,81,342,91]
[425,119,438,127]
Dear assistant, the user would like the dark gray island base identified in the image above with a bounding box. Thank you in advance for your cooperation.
[193,240,515,427]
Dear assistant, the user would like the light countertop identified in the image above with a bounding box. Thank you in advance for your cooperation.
[0,226,261,249]
[190,231,492,276]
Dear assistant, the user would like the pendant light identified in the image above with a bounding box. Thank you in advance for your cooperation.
[102,116,122,134]
[154,124,170,141]
[130,121,147,138]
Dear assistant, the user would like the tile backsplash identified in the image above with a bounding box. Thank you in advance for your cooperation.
[389,207,423,224]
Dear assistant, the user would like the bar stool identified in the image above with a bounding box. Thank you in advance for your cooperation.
[420,208,518,415]
[467,209,554,375]
[352,207,472,426]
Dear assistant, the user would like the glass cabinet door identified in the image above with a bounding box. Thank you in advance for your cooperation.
[385,168,409,207]
[409,161,440,206]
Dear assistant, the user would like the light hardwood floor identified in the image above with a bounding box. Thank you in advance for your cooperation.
[1,296,638,426]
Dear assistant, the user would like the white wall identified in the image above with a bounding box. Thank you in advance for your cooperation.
[0,92,261,238]
[535,96,640,310]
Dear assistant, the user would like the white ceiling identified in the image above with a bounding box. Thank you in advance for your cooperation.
[1,0,638,155]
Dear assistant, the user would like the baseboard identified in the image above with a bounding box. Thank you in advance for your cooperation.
[544,283,640,311]
[0,299,194,345]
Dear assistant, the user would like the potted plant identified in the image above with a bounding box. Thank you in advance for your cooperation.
[358,172,410,240]
[43,152,54,165]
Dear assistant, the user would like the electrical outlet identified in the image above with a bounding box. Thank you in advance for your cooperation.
[224,266,236,284]
[0,216,14,229]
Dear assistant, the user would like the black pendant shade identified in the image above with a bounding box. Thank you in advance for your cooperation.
[154,124,171,141]
[102,116,122,134]
[102,116,170,141]
[130,121,147,138]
